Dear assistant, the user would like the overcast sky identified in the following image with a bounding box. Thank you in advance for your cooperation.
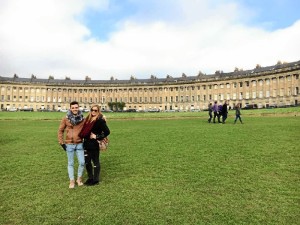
[0,0,299,80]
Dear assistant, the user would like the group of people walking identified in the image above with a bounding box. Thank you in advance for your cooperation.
[58,101,110,189]
[208,101,243,124]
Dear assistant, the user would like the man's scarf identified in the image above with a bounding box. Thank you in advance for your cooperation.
[66,110,84,126]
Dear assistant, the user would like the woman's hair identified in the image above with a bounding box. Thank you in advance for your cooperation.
[85,104,103,122]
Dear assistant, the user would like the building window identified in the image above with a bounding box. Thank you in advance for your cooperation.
[280,88,284,96]
[226,93,230,100]
[246,92,249,99]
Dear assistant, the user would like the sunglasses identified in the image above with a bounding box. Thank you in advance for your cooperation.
[91,109,98,112]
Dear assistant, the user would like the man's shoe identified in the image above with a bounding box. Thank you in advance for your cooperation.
[69,180,75,189]
[76,177,84,186]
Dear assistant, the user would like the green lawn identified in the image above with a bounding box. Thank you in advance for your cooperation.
[0,109,299,225]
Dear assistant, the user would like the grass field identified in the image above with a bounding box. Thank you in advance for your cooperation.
[0,109,299,225]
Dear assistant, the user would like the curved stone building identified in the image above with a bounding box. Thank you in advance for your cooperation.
[1,60,299,111]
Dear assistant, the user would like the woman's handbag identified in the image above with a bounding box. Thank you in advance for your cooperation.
[98,137,109,151]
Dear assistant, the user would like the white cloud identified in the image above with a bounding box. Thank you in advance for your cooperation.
[0,0,299,80]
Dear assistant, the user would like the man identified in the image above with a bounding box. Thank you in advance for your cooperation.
[221,101,228,124]
[58,101,85,189]
[217,103,223,123]
[208,103,213,123]
[212,101,218,123]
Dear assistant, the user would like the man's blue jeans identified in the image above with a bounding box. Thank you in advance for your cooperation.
[66,143,85,180]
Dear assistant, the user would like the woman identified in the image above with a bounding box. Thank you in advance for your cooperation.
[79,105,110,186]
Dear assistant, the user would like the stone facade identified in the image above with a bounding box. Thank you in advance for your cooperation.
[1,61,299,111]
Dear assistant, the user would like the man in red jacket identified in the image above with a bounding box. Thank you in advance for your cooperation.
[58,101,85,189]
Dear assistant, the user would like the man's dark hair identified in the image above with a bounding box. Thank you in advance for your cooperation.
[70,101,79,107]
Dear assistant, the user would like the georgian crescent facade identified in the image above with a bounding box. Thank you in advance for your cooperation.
[1,61,299,111]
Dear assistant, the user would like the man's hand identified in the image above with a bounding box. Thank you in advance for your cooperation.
[61,144,67,151]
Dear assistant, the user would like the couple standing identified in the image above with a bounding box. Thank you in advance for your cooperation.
[57,101,110,188]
